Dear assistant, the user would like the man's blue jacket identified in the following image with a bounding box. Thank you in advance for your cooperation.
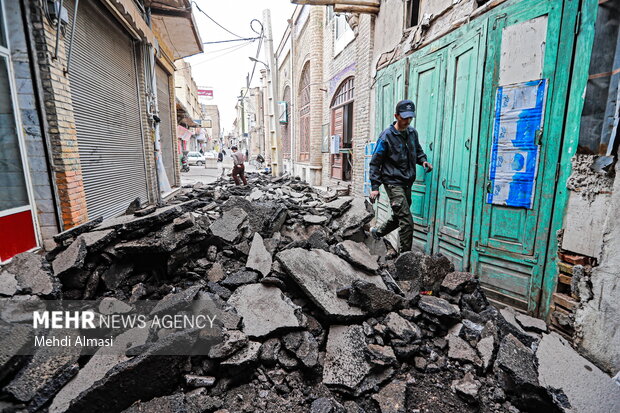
[369,123,428,191]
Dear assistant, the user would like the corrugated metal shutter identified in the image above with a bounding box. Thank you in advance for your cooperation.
[66,0,148,219]
[156,64,176,186]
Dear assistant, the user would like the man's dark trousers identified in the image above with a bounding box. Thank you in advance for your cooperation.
[376,184,414,253]
[232,164,247,185]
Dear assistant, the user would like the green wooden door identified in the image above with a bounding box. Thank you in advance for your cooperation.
[471,0,569,313]
[408,53,446,253]
[432,27,486,270]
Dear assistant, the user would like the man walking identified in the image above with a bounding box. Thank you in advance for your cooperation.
[231,146,248,185]
[369,99,433,254]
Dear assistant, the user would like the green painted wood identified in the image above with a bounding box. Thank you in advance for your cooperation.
[540,0,596,319]
[407,53,446,253]
[432,27,485,270]
[471,0,574,314]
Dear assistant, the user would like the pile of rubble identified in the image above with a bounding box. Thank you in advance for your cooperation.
[1,173,617,413]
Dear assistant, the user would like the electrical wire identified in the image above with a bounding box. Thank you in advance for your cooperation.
[192,0,246,39]
[240,18,265,100]
[203,37,261,45]
[186,40,256,68]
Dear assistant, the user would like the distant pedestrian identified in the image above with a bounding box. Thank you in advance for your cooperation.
[231,146,247,185]
[217,150,226,177]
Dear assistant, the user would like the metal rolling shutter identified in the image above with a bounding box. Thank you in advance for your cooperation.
[156,64,176,186]
[66,0,148,219]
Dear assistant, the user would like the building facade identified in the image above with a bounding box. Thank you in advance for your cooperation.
[0,0,202,262]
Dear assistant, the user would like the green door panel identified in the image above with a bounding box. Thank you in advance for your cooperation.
[432,28,485,270]
[471,0,568,313]
[408,53,445,253]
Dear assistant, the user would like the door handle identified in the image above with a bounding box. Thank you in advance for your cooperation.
[465,138,470,150]
[486,181,492,193]
[429,142,433,151]
[441,178,446,189]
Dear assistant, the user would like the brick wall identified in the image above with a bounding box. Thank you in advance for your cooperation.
[6,0,60,249]
[321,11,375,196]
[27,0,88,228]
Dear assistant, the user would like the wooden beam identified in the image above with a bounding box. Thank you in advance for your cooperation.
[333,4,380,14]
[291,0,381,7]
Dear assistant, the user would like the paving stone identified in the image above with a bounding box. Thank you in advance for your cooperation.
[208,330,248,359]
[477,335,495,370]
[515,312,548,334]
[347,280,405,315]
[227,283,303,338]
[333,198,374,238]
[5,330,81,410]
[209,207,248,243]
[384,312,421,342]
[52,237,87,278]
[48,328,150,413]
[220,270,258,288]
[0,252,57,296]
[495,334,538,388]
[220,341,261,368]
[371,380,406,413]
[246,233,272,277]
[303,214,328,225]
[418,295,460,320]
[334,240,379,273]
[441,271,476,294]
[394,251,454,292]
[323,325,371,391]
[536,332,620,413]
[448,334,482,367]
[451,372,481,403]
[277,248,387,319]
[281,331,319,368]
[207,262,225,283]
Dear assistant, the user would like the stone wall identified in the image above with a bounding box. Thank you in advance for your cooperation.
[6,0,60,249]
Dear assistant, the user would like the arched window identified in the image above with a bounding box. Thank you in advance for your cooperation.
[298,63,311,162]
[330,76,354,181]
[282,86,291,159]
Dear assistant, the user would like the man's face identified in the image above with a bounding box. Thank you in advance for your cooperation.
[395,114,412,129]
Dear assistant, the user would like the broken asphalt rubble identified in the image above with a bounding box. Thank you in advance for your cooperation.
[1,172,619,413]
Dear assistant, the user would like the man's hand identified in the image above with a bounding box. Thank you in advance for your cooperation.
[423,161,433,172]
[369,190,380,203]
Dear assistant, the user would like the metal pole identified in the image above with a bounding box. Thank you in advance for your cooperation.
[263,9,283,176]
[53,0,64,59]
[64,0,79,74]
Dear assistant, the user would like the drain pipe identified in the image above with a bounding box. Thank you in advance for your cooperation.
[64,0,79,75]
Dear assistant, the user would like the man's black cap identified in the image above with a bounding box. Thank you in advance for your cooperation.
[395,99,416,119]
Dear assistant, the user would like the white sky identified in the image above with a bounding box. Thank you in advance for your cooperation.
[186,0,297,133]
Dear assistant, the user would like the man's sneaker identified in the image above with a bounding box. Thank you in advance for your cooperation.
[370,227,381,240]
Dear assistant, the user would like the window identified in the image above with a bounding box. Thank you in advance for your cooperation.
[299,64,311,162]
[334,13,354,55]
[405,0,421,29]
[577,0,620,157]
[330,77,354,181]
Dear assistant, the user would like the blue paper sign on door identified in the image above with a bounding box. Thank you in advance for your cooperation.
[487,79,548,209]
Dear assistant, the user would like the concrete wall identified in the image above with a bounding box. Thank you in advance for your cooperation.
[174,60,202,120]
[573,157,620,373]
[6,0,59,249]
